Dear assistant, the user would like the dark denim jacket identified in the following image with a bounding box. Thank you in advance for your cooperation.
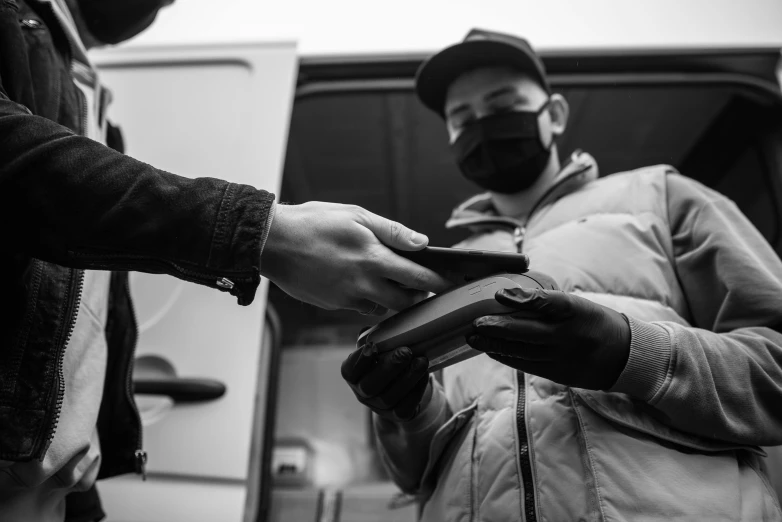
[0,0,274,497]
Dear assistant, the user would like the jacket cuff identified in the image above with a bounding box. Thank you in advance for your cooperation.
[609,316,672,402]
[258,201,277,270]
[377,377,446,434]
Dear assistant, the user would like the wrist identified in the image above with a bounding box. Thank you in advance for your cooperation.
[259,203,290,282]
[609,316,672,402]
[603,312,632,390]
[396,378,441,432]
[258,201,277,271]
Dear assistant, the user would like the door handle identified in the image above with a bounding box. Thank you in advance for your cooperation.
[133,378,226,403]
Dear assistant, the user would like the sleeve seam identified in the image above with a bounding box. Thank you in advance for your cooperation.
[207,183,236,268]
[647,322,677,406]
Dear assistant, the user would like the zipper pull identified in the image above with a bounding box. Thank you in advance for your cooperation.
[513,226,526,253]
[135,449,148,481]
[216,277,234,290]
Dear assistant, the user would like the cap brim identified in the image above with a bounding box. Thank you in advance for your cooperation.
[415,40,548,118]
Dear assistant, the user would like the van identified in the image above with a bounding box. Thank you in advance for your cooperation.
[90,40,782,521]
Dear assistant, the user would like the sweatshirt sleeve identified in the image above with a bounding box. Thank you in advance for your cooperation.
[610,173,782,445]
[373,376,452,494]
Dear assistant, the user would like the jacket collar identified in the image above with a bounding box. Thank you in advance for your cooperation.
[445,150,599,231]
[40,0,91,66]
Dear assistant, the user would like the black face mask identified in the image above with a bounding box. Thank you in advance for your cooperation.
[450,102,553,194]
[77,0,172,45]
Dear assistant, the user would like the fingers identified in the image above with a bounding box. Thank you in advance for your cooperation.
[355,300,389,317]
[495,288,574,318]
[341,343,378,384]
[359,209,429,251]
[473,315,554,342]
[357,278,430,312]
[466,334,555,361]
[488,354,553,377]
[371,247,452,295]
[364,357,429,412]
[356,347,415,397]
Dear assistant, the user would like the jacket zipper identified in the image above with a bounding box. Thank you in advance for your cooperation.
[75,63,149,477]
[40,269,84,458]
[516,371,537,521]
[508,172,587,520]
[511,167,588,254]
[80,86,88,136]
[125,276,147,480]
[38,59,90,457]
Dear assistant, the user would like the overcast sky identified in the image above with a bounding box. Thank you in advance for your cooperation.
[121,0,782,55]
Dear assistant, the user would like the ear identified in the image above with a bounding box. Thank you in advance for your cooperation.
[547,93,569,138]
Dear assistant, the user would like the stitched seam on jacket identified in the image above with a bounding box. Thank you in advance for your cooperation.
[525,381,544,522]
[69,251,253,275]
[572,393,608,522]
[526,211,664,243]
[746,454,782,515]
[1,468,27,488]
[469,419,478,522]
[458,209,663,240]
[8,260,43,403]
[572,290,682,318]
[207,183,235,268]
[664,173,707,328]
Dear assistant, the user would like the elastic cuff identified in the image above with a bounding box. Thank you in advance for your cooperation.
[258,201,277,270]
[609,316,672,402]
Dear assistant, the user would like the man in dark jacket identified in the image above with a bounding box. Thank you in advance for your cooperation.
[0,1,450,520]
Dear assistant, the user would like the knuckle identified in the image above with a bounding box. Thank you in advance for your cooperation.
[410,269,431,291]
[388,220,405,242]
[358,246,384,274]
[414,269,429,287]
[346,204,363,216]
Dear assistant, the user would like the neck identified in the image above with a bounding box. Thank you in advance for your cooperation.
[491,148,562,219]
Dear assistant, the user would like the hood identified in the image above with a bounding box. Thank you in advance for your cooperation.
[445,150,599,231]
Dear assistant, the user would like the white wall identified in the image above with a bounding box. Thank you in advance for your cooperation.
[120,0,782,55]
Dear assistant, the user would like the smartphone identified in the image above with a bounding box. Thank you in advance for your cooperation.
[392,246,530,284]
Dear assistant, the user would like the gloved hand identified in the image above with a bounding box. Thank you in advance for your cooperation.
[341,343,432,422]
[466,287,631,390]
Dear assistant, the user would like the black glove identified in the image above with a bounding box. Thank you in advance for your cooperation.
[466,287,631,390]
[341,343,431,422]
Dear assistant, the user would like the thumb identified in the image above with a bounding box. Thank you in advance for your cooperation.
[362,210,429,251]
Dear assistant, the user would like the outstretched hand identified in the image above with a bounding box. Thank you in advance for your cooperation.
[261,202,452,315]
[466,288,631,390]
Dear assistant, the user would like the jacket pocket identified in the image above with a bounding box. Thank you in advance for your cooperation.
[573,389,766,456]
[572,389,781,521]
[419,401,478,501]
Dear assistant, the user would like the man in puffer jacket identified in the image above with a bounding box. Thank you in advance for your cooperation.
[341,28,782,521]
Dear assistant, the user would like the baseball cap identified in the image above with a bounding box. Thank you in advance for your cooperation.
[415,28,551,118]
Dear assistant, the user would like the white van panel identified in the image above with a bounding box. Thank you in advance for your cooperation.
[90,42,297,521]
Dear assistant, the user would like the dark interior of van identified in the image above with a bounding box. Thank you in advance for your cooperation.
[262,49,782,521]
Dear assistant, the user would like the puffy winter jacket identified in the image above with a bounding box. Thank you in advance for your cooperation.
[375,151,782,521]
